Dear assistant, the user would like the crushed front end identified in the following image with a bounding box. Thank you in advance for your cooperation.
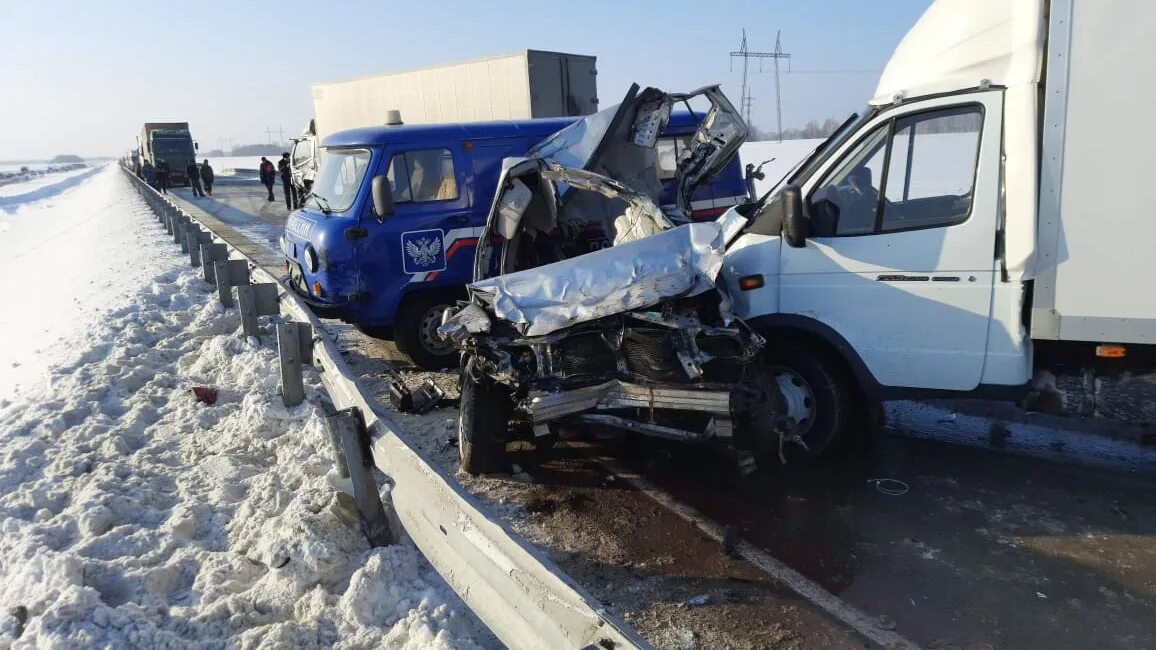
[441,84,789,473]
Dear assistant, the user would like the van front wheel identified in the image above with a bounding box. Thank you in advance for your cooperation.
[459,366,512,475]
[762,345,853,460]
[394,292,460,371]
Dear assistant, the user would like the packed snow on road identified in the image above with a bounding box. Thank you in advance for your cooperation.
[0,167,486,648]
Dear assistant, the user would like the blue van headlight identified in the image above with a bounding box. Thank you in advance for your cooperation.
[303,245,319,273]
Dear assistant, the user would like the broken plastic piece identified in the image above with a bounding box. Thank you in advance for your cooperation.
[191,386,218,405]
[389,378,446,415]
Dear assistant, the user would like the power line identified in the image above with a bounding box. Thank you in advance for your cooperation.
[789,69,882,75]
[730,29,791,142]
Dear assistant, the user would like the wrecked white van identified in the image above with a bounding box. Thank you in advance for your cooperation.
[440,85,805,474]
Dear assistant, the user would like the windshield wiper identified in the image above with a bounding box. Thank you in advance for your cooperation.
[309,193,332,215]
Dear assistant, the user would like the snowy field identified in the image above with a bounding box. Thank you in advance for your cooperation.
[204,157,264,173]
[0,167,487,648]
[0,163,57,174]
[740,138,825,196]
[0,167,96,201]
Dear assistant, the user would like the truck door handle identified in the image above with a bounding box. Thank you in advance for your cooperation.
[876,274,930,282]
[449,216,470,225]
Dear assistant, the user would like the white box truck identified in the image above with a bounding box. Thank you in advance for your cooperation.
[718,0,1156,455]
[290,50,597,192]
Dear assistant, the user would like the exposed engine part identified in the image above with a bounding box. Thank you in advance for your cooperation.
[522,379,734,424]
[576,413,732,441]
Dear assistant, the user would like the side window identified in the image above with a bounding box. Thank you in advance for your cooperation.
[386,148,459,204]
[387,154,412,203]
[881,108,981,231]
[656,136,691,181]
[808,105,982,236]
[809,125,889,236]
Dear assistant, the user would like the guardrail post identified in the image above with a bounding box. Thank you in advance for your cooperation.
[236,282,279,338]
[214,260,249,307]
[277,322,313,407]
[325,408,393,547]
[174,216,188,250]
[188,228,212,267]
[200,243,228,283]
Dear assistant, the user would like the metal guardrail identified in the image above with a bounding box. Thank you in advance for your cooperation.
[120,165,647,650]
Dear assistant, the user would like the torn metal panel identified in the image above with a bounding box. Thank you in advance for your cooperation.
[438,302,492,343]
[669,86,749,218]
[468,222,727,337]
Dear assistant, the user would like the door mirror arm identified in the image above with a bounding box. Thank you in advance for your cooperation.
[781,185,809,248]
[371,175,395,221]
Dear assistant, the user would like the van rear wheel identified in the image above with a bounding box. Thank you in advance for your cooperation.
[459,364,512,475]
[394,292,460,371]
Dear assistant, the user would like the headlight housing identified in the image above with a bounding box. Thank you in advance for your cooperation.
[304,244,319,273]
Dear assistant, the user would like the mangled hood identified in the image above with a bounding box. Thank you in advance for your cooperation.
[449,83,747,341]
[467,221,726,337]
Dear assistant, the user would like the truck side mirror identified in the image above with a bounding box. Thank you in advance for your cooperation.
[194,142,199,151]
[781,185,809,248]
[372,175,395,220]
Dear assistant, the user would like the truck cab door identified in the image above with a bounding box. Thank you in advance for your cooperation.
[780,91,1004,391]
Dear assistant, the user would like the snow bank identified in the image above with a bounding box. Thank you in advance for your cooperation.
[0,175,485,648]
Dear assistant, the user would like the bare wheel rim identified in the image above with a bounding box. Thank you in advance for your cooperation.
[418,306,454,356]
[769,365,816,435]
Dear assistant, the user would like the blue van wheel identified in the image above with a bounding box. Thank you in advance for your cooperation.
[395,292,461,371]
[459,360,512,475]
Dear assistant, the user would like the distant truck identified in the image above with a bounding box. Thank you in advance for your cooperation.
[289,50,598,194]
[138,122,198,185]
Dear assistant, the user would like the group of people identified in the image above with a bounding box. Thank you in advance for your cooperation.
[258,153,299,211]
[138,159,214,196]
[139,153,299,211]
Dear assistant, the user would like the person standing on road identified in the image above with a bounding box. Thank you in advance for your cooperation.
[277,152,297,211]
[258,157,276,202]
[186,160,205,197]
[142,160,156,188]
[200,159,214,196]
[155,160,171,194]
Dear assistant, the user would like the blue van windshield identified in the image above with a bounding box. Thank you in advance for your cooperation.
[311,148,371,213]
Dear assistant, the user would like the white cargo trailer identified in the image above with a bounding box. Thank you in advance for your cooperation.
[310,50,597,139]
[716,0,1156,455]
[290,50,597,192]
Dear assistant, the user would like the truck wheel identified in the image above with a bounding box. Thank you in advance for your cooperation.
[459,368,512,475]
[394,292,460,371]
[763,346,852,460]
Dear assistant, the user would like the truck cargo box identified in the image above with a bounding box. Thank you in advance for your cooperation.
[310,50,597,139]
[1032,0,1156,344]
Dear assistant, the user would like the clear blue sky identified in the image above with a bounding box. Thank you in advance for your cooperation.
[0,0,932,160]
